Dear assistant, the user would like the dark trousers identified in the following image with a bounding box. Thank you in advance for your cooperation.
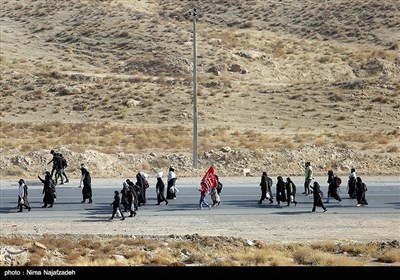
[111,206,124,219]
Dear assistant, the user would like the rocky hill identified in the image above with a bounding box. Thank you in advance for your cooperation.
[0,0,399,179]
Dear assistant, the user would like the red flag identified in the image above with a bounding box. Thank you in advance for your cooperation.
[201,166,217,193]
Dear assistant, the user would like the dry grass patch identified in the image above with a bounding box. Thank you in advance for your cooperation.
[1,236,400,266]
[377,248,400,263]
[3,121,396,158]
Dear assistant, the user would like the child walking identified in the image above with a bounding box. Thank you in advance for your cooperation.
[109,190,125,220]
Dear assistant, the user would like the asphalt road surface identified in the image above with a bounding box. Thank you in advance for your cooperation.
[1,176,399,218]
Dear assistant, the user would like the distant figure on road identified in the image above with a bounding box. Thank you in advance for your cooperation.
[210,187,220,207]
[167,166,177,200]
[355,176,368,207]
[326,170,342,203]
[79,164,92,203]
[38,171,55,208]
[47,150,61,180]
[347,168,357,199]
[17,179,31,212]
[109,190,125,221]
[258,171,273,205]
[125,182,137,217]
[303,161,313,195]
[58,154,69,185]
[276,175,287,207]
[210,174,222,207]
[135,172,148,206]
[285,177,297,207]
[126,179,139,211]
[155,172,168,206]
[311,181,327,213]
[120,182,130,212]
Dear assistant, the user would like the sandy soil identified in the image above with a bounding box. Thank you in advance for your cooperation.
[2,214,399,245]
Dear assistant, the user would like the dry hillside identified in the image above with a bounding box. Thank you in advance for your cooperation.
[1,0,399,178]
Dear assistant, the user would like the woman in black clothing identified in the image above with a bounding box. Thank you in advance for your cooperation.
[126,179,139,211]
[38,171,55,208]
[311,181,327,213]
[258,172,273,204]
[347,168,357,199]
[285,177,297,207]
[135,173,147,206]
[79,164,92,203]
[156,172,168,205]
[326,170,342,203]
[276,176,287,206]
[355,177,368,207]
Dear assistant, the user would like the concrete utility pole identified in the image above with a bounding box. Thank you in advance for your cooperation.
[189,8,198,169]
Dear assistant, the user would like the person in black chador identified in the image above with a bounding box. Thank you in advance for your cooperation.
[109,191,125,220]
[79,164,92,203]
[355,176,368,207]
[285,177,297,207]
[311,181,327,213]
[276,175,287,206]
[126,179,139,211]
[258,172,273,204]
[135,172,147,206]
[120,182,130,212]
[326,170,342,203]
[126,182,137,217]
[166,166,177,200]
[155,172,168,205]
[38,171,55,208]
[347,168,357,199]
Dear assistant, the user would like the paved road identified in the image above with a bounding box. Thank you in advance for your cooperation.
[1,176,399,220]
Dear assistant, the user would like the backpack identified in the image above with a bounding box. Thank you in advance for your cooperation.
[335,176,342,186]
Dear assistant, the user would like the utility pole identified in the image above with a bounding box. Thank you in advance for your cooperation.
[189,8,198,169]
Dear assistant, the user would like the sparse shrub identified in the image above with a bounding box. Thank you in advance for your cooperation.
[387,146,399,153]
[66,252,81,263]
[372,96,390,103]
[292,247,313,265]
[26,253,42,266]
[377,248,400,263]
